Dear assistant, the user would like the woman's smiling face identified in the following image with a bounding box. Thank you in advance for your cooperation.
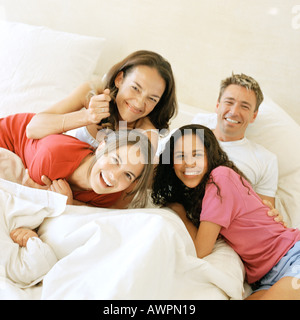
[114,65,166,125]
[89,143,145,194]
[173,133,208,188]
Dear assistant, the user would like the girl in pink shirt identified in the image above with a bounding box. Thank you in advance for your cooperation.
[152,124,300,300]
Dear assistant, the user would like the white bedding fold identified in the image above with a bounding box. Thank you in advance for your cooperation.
[39,206,245,300]
[0,178,66,291]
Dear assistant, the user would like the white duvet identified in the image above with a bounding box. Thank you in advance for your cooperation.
[0,148,246,300]
[0,178,66,291]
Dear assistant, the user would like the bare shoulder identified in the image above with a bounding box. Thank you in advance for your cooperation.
[134,117,159,152]
[135,117,156,131]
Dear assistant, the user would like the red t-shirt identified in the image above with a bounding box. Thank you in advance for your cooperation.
[0,113,122,207]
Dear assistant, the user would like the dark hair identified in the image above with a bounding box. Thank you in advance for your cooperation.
[100,50,177,131]
[151,124,248,227]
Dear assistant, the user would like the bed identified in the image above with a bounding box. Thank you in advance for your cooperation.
[0,20,300,300]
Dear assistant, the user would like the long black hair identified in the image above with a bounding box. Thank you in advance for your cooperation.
[151,124,248,227]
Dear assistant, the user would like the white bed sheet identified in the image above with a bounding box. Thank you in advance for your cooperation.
[0,177,66,298]
[39,206,245,300]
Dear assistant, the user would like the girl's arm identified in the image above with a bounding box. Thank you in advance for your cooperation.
[26,83,110,139]
[167,203,221,259]
[167,203,198,241]
[194,221,221,258]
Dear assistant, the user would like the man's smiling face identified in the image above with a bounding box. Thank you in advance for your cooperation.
[214,84,258,141]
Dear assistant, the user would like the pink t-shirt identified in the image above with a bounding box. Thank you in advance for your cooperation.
[200,166,300,283]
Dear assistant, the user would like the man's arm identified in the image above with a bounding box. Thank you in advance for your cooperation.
[257,193,275,208]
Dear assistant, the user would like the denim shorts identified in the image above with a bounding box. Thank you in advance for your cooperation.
[252,241,300,292]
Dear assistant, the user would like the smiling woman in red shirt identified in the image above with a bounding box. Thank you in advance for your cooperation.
[0,113,153,208]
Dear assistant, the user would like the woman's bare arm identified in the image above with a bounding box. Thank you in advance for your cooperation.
[26,83,110,139]
[26,83,91,139]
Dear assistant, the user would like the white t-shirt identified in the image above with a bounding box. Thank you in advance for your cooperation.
[192,113,278,197]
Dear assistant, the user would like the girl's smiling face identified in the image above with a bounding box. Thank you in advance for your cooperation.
[114,65,166,125]
[89,143,145,194]
[173,133,208,188]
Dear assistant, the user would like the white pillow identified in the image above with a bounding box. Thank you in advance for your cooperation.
[170,102,209,130]
[0,21,105,117]
[190,95,300,228]
[247,95,300,228]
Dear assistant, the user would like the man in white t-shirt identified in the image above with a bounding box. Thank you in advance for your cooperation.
[192,73,278,207]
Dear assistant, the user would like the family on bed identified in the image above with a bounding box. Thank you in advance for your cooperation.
[1,50,299,300]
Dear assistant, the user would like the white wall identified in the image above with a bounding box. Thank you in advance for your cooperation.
[1,0,300,123]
